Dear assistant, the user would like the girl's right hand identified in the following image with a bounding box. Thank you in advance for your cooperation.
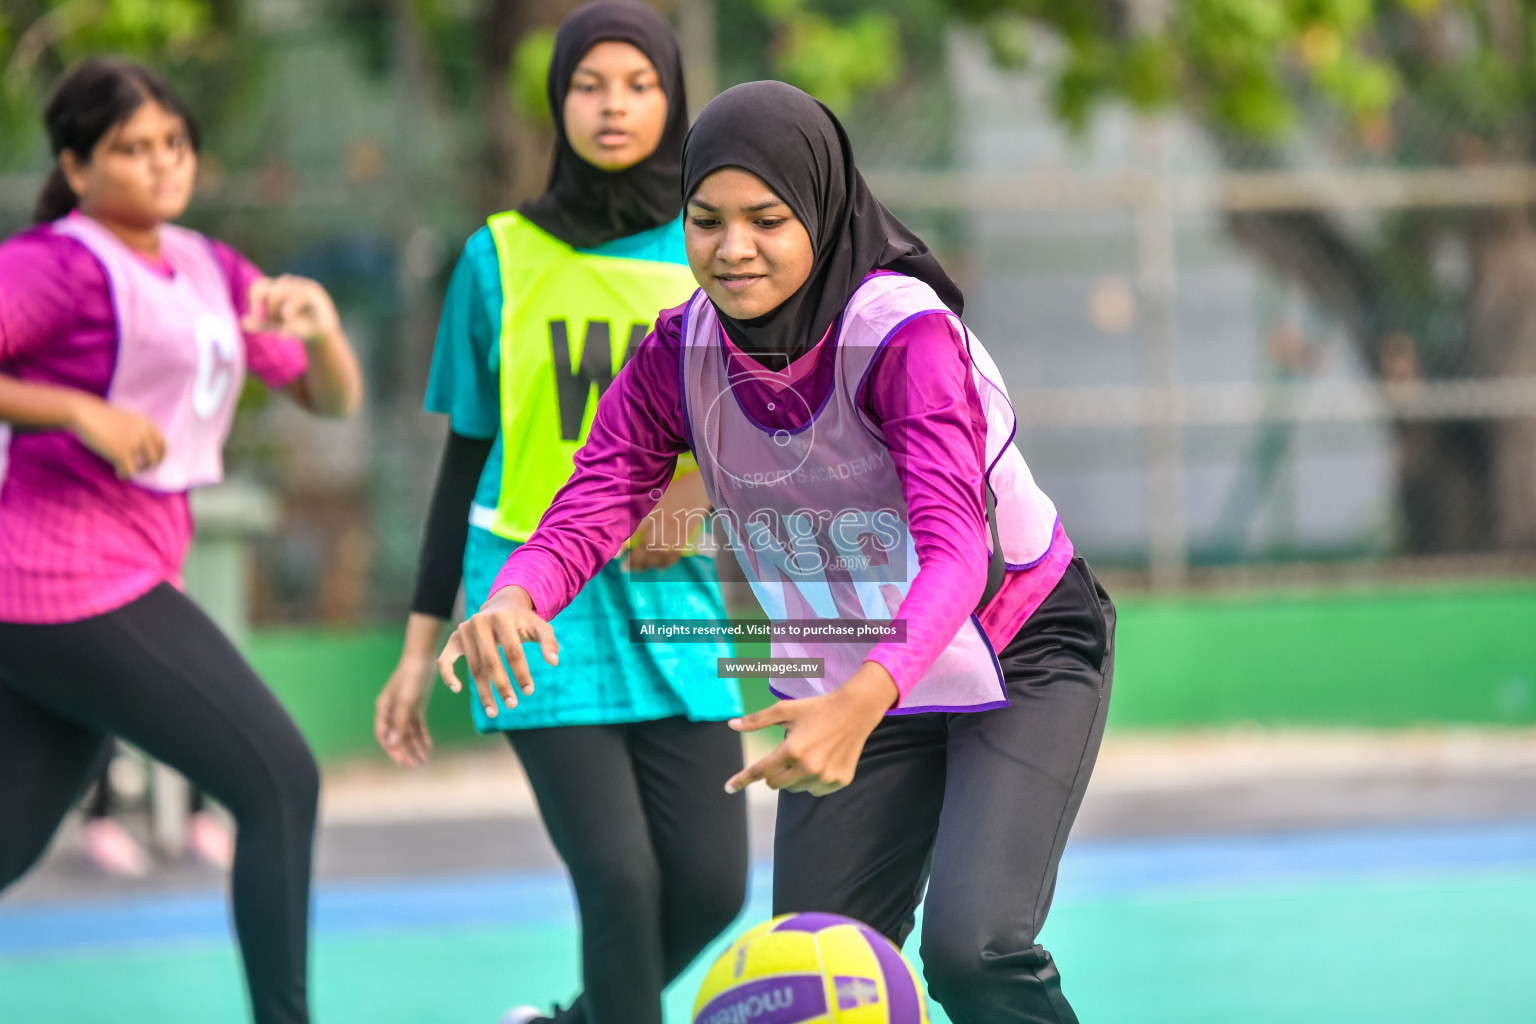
[437,585,560,720]
[375,653,437,768]
[69,396,166,479]
[377,613,449,766]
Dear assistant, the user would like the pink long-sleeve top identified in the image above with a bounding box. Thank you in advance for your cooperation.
[491,299,1073,704]
[0,222,309,624]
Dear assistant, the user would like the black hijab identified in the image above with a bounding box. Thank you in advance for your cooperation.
[518,1,688,249]
[681,80,963,362]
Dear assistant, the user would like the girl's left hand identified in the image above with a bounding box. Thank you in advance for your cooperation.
[625,469,711,572]
[725,662,897,797]
[243,275,342,343]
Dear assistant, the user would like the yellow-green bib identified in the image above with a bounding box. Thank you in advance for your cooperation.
[486,211,698,541]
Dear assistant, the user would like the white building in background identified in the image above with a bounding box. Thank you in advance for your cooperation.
[942,31,1395,569]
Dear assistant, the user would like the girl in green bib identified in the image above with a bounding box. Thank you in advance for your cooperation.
[373,5,746,1022]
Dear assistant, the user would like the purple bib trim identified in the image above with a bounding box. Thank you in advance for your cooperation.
[1007,513,1064,571]
[720,314,844,437]
[678,288,702,454]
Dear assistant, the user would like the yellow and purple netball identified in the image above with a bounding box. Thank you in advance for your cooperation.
[692,912,930,1024]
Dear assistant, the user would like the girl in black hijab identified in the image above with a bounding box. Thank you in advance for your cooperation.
[377,6,746,1024]
[518,0,690,248]
[679,80,964,364]
[449,79,1115,1020]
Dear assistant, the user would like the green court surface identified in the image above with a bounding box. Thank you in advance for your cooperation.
[15,579,1532,1020]
[5,826,1535,1023]
[1049,873,1536,1022]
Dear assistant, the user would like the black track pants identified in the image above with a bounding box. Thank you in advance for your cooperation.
[0,583,319,1024]
[773,557,1115,1024]
[507,716,749,1024]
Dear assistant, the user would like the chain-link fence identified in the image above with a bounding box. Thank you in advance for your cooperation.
[8,157,1536,613]
[7,17,1536,623]
[876,155,1536,590]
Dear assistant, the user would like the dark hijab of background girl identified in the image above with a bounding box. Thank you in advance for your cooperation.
[681,80,964,363]
[34,57,201,224]
[518,0,689,249]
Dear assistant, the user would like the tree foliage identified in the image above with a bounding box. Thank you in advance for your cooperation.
[0,0,229,162]
[760,0,1536,163]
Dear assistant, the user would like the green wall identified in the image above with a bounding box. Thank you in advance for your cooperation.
[1109,581,1536,729]
[249,581,1536,763]
[246,631,489,762]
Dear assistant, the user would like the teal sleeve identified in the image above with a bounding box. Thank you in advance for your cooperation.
[424,227,502,440]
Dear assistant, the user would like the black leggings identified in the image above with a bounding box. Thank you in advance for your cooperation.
[0,583,319,1024]
[773,557,1115,1024]
[508,716,749,1024]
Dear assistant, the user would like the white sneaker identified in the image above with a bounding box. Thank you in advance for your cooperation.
[498,1008,549,1024]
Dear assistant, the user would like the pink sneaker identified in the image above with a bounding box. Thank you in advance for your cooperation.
[81,817,150,877]
[187,811,235,870]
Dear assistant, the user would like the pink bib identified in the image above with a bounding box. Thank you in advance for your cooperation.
[51,212,245,493]
[681,273,1062,712]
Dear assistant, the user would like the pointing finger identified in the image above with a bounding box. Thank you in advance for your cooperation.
[436,633,465,693]
[729,702,793,734]
[725,743,792,795]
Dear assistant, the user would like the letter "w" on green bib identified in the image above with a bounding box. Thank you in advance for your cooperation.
[549,319,650,441]
[486,212,699,542]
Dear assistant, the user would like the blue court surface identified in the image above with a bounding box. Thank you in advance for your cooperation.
[3,821,1535,1023]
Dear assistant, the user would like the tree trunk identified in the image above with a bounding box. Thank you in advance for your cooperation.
[477,0,530,214]
[1465,211,1536,550]
[476,0,588,216]
[1225,204,1536,555]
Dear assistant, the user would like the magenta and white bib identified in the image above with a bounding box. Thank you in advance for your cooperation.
[52,212,244,493]
[680,272,1061,712]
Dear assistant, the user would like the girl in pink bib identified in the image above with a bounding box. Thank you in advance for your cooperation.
[0,58,362,1024]
[446,82,1114,1022]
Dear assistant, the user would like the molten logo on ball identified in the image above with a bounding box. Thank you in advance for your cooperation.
[695,976,825,1024]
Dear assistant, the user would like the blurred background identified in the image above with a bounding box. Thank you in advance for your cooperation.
[2,1,1535,1022]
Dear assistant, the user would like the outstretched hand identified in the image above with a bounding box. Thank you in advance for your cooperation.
[437,585,560,720]
[725,662,897,797]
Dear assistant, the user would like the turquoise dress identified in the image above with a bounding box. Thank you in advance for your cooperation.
[426,218,741,732]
